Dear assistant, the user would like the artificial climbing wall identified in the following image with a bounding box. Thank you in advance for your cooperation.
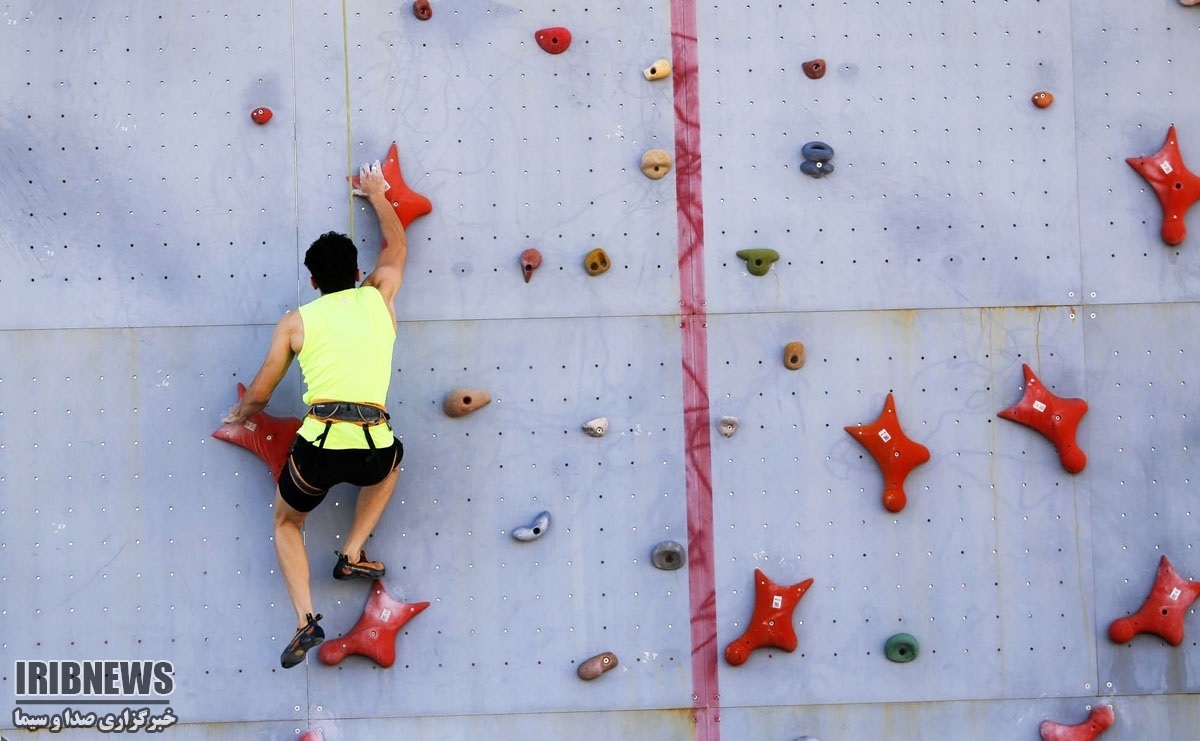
[2,1,1200,740]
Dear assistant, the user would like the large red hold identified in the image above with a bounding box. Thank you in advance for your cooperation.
[724,568,813,666]
[318,580,429,668]
[211,383,300,480]
[997,364,1088,474]
[1108,555,1200,645]
[1040,705,1114,741]
[844,393,930,513]
[1126,125,1200,246]
[351,142,433,248]
[535,27,572,54]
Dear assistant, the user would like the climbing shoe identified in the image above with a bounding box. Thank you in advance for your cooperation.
[332,549,386,581]
[280,613,324,669]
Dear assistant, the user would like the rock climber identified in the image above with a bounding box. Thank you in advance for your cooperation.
[222,161,407,668]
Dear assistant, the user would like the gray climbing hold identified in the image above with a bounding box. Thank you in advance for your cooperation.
[717,416,740,438]
[651,541,686,570]
[583,417,608,438]
[512,511,551,542]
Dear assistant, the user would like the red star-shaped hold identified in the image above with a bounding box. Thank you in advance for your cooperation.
[1040,705,1114,741]
[997,364,1088,474]
[1126,125,1200,246]
[353,141,432,247]
[1108,555,1200,646]
[845,393,930,513]
[724,568,814,666]
[210,383,300,480]
[318,580,430,668]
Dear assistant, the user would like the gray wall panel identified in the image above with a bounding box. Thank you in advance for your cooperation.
[1074,0,1200,305]
[698,1,1082,315]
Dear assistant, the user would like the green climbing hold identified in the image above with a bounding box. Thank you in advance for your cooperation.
[884,633,919,663]
[735,249,780,276]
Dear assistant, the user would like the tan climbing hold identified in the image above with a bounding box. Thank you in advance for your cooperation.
[577,651,618,680]
[783,341,806,370]
[643,59,672,81]
[443,388,491,418]
[641,149,673,179]
[584,248,610,276]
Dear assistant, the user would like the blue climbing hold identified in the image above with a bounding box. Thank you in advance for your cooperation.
[801,141,834,162]
[800,141,835,178]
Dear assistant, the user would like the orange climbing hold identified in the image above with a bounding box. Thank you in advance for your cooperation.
[351,142,432,245]
[1108,555,1200,645]
[1126,125,1200,246]
[535,27,572,54]
[844,393,930,513]
[520,248,542,283]
[997,364,1088,474]
[1040,705,1114,741]
[318,580,429,668]
[211,383,300,480]
[724,568,813,666]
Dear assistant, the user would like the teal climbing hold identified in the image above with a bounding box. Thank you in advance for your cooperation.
[884,633,919,663]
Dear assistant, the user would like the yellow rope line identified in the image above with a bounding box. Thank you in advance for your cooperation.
[341,0,355,240]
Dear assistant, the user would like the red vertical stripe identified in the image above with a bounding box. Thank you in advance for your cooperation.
[670,2,718,740]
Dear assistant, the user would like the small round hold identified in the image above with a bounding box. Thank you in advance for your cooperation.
[641,149,673,179]
[800,141,834,162]
[520,248,542,283]
[800,159,835,178]
[584,247,610,276]
[583,417,608,438]
[802,58,826,79]
[651,541,686,570]
[716,416,740,438]
[443,388,491,418]
[643,59,672,81]
[1031,90,1054,108]
[884,633,920,663]
[577,651,618,680]
[412,0,432,20]
[251,107,273,125]
[783,341,806,371]
[535,27,572,55]
[512,511,551,542]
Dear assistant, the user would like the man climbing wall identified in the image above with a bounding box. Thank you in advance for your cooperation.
[222,161,409,668]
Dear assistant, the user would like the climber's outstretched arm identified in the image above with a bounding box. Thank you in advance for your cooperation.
[352,162,407,314]
[223,311,302,425]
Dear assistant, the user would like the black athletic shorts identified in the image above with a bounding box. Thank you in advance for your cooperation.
[278,434,403,513]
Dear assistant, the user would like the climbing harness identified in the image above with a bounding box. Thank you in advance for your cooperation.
[305,400,392,453]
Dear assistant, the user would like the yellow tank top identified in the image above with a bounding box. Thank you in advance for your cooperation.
[296,286,396,449]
